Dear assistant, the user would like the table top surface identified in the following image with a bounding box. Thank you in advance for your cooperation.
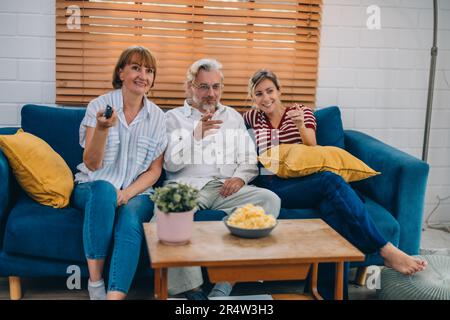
[144,219,365,268]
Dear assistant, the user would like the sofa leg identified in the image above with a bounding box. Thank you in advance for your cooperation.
[9,276,22,300]
[355,267,368,287]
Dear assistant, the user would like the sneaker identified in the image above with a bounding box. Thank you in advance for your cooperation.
[87,279,106,300]
[208,282,233,298]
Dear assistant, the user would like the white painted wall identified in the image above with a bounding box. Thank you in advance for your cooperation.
[317,0,450,223]
[0,0,449,222]
[0,0,55,126]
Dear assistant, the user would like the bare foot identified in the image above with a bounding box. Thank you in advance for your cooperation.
[106,290,126,300]
[380,242,427,275]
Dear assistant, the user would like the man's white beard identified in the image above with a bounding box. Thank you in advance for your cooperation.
[192,95,217,112]
[201,103,216,112]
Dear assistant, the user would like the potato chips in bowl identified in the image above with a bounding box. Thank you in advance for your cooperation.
[224,204,278,238]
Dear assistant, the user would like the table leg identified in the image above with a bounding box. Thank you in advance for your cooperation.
[334,262,344,300]
[154,268,168,300]
[160,268,168,300]
[310,263,323,300]
[154,268,161,300]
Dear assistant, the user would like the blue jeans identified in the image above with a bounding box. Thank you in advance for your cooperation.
[72,180,154,294]
[256,172,387,299]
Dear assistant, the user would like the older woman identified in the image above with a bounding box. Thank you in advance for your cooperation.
[72,46,167,300]
[244,69,427,299]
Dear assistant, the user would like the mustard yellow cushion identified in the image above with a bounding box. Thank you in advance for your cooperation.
[258,144,380,182]
[0,129,74,208]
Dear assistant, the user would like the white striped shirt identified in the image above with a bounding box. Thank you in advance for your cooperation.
[74,89,168,195]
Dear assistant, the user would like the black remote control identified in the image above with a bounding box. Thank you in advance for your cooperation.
[104,105,113,119]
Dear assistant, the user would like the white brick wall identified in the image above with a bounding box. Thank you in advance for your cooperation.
[0,0,448,223]
[0,0,55,126]
[318,0,450,223]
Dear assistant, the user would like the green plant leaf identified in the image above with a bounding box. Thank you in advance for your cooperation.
[150,182,199,213]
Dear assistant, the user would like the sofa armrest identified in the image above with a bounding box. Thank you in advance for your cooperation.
[344,130,429,255]
[0,150,13,246]
[0,127,20,246]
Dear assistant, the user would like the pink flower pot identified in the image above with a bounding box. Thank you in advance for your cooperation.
[155,207,196,245]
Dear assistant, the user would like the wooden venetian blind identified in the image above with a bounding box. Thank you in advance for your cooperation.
[56,0,322,111]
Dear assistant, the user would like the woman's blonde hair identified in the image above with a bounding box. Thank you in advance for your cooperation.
[112,46,157,89]
[248,69,281,98]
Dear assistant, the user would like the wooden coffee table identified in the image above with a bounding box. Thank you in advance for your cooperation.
[143,219,365,300]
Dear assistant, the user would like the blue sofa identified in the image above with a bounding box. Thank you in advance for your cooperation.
[0,104,429,299]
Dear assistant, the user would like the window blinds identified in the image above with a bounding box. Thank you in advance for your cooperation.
[56,0,322,111]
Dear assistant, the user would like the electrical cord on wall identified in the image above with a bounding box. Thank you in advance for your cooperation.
[423,195,450,233]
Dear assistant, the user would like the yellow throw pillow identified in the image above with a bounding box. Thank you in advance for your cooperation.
[258,144,380,182]
[0,129,74,208]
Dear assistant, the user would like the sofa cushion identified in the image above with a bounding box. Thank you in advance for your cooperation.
[0,249,90,277]
[315,106,345,148]
[0,129,74,208]
[21,105,86,174]
[3,194,86,263]
[0,127,19,135]
[258,144,380,182]
[194,209,227,221]
[3,195,229,263]
[278,207,321,219]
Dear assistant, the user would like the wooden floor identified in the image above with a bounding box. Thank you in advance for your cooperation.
[0,269,378,300]
[0,277,305,300]
[0,276,153,300]
[2,230,447,300]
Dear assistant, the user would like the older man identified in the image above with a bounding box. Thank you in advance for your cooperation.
[164,59,281,299]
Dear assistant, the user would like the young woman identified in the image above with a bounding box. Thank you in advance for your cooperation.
[72,46,167,300]
[244,69,427,298]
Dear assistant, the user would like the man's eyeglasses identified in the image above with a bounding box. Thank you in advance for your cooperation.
[192,82,223,92]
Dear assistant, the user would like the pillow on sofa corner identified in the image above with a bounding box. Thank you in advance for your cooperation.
[0,129,74,208]
[258,144,380,183]
[314,106,345,148]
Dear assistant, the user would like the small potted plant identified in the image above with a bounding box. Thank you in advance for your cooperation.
[150,183,199,245]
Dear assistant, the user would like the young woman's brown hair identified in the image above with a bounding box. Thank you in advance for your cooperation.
[247,69,281,98]
[112,46,157,89]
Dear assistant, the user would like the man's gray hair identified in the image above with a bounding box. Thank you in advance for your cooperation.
[186,58,224,85]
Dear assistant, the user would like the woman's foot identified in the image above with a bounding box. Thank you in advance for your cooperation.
[107,290,126,300]
[380,242,427,275]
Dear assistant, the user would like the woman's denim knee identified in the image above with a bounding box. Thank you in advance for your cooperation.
[74,180,118,259]
[90,180,117,205]
[118,197,154,228]
[319,171,346,186]
[116,208,145,238]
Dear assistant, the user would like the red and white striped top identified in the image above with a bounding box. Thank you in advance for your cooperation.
[243,106,316,154]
